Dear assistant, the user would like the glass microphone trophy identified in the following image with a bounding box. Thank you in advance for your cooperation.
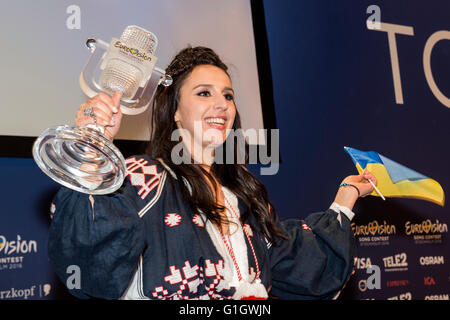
[32,25,172,194]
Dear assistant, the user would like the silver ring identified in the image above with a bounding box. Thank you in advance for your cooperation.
[83,106,97,125]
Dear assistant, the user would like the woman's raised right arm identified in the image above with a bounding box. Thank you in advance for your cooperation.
[48,91,146,299]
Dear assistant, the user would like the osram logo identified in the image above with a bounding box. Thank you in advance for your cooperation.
[419,256,444,266]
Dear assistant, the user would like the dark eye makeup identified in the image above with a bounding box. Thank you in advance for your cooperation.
[196,90,234,101]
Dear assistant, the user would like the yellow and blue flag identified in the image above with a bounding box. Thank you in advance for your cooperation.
[344,146,445,206]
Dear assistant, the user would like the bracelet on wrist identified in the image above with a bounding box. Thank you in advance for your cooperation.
[339,182,360,197]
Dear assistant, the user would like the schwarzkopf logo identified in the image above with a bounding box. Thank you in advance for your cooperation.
[0,284,51,300]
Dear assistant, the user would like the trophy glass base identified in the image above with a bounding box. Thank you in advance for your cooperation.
[32,125,126,195]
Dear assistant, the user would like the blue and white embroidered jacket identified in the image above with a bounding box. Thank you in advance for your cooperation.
[48,155,357,300]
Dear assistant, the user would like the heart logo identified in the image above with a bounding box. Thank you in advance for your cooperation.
[422,220,432,233]
[368,221,378,236]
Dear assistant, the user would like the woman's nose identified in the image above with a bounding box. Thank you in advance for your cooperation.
[213,95,228,110]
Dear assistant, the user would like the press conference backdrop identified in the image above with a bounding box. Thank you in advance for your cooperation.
[1,0,449,300]
[257,0,450,301]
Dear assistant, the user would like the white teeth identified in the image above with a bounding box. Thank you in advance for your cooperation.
[205,118,225,125]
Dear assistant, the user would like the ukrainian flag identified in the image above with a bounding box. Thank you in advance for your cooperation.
[344,146,445,206]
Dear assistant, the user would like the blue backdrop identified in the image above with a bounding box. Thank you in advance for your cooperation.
[1,0,449,300]
[255,0,450,300]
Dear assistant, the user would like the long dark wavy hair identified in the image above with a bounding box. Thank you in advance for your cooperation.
[147,46,287,245]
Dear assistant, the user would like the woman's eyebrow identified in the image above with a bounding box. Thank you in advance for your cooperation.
[193,84,234,93]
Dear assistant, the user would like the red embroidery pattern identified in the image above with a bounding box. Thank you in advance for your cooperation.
[164,262,200,295]
[249,267,261,283]
[151,259,230,300]
[125,157,162,200]
[204,259,228,299]
[50,203,56,219]
[243,224,253,237]
[222,193,261,282]
[300,220,312,231]
[192,214,205,228]
[164,213,182,227]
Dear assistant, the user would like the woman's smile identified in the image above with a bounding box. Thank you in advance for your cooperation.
[204,115,227,130]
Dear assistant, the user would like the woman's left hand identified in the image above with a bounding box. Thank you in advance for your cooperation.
[333,169,378,211]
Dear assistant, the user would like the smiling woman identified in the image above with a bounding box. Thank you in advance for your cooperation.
[174,64,237,164]
[47,46,377,300]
